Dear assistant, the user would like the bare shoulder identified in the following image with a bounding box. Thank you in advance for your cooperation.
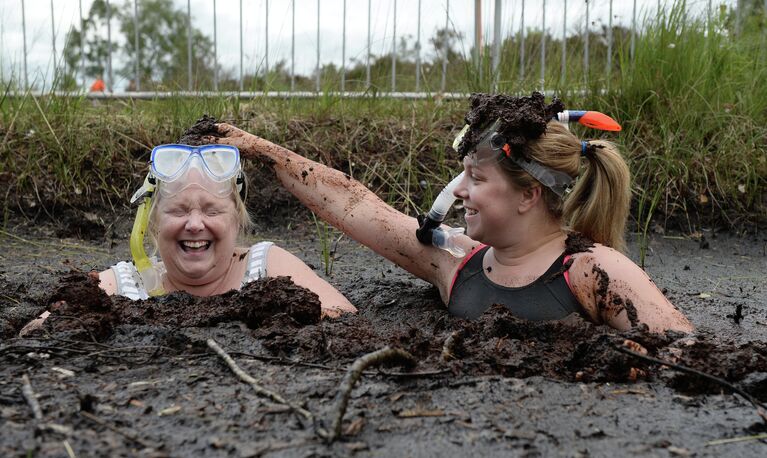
[265,245,313,277]
[567,244,642,283]
[567,243,693,333]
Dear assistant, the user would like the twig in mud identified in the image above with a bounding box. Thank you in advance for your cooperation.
[21,374,44,420]
[328,346,416,442]
[206,339,317,426]
[79,411,158,449]
[0,228,108,253]
[705,433,767,446]
[222,351,447,378]
[63,440,76,458]
[441,331,463,362]
[613,344,767,423]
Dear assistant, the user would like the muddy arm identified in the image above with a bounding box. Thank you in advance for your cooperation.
[205,123,462,299]
[568,246,694,333]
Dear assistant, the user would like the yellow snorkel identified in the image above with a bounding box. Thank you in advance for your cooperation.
[129,174,165,296]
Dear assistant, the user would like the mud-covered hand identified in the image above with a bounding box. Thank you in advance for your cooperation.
[202,123,270,161]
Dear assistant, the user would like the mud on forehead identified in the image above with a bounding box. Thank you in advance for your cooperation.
[456,91,565,159]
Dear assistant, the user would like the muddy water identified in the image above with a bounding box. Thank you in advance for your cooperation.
[1,218,767,456]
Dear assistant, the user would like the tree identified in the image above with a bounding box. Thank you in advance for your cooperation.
[63,0,113,88]
[63,0,216,91]
[119,0,216,90]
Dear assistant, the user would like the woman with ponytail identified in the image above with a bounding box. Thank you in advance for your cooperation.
[202,93,692,333]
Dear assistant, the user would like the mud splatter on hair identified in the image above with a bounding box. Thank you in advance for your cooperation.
[455,91,565,160]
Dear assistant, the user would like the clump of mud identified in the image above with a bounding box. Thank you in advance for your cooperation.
[23,272,767,399]
[39,271,321,341]
[178,114,220,145]
[455,91,565,159]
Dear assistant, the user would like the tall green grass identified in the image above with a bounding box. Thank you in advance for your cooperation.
[1,1,765,233]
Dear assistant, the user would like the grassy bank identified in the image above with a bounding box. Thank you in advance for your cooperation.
[1,4,766,234]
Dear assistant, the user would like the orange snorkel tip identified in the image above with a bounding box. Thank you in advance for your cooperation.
[578,111,622,131]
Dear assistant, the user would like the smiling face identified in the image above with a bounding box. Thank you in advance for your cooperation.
[453,156,526,246]
[155,185,239,286]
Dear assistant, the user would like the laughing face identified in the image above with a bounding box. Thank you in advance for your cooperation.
[155,185,239,286]
[453,156,524,245]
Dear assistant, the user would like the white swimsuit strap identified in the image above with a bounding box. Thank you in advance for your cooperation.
[242,241,273,285]
[111,261,149,300]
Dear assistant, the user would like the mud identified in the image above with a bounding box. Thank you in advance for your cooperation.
[2,222,767,456]
[178,114,220,146]
[455,92,565,159]
[34,272,321,341]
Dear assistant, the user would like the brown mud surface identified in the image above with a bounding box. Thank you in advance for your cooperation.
[2,217,767,456]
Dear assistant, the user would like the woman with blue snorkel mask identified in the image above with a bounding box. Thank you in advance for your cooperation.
[201,92,692,333]
[20,144,355,335]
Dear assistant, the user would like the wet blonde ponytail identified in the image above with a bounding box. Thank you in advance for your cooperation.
[563,140,631,252]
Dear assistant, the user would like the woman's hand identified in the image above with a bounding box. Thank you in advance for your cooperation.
[204,123,267,162]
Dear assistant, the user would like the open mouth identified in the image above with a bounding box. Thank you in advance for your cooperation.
[465,207,478,217]
[179,240,211,252]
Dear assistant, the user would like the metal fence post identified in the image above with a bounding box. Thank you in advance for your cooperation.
[50,0,56,80]
[441,0,449,92]
[607,0,612,83]
[630,0,636,62]
[392,0,397,92]
[519,0,525,82]
[265,0,269,79]
[541,0,546,91]
[316,0,320,92]
[291,0,295,91]
[366,0,371,88]
[187,0,192,91]
[21,0,28,90]
[583,0,589,85]
[134,0,140,91]
[107,0,113,92]
[79,0,84,89]
[492,0,500,92]
[416,0,422,92]
[239,0,243,91]
[562,0,567,85]
[474,0,482,81]
[341,0,346,92]
[213,0,218,91]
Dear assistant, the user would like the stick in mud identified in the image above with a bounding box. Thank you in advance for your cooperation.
[613,344,767,423]
[328,346,416,442]
[21,373,43,420]
[441,330,463,362]
[206,338,316,425]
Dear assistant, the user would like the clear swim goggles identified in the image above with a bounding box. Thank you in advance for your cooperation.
[131,144,244,203]
[453,120,575,198]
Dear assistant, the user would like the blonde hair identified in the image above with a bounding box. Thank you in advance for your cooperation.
[145,173,253,254]
[498,121,631,252]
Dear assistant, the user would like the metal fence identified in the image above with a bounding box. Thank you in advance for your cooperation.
[2,0,745,97]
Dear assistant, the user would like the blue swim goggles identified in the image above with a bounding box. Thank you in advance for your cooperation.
[131,144,244,204]
[150,144,241,183]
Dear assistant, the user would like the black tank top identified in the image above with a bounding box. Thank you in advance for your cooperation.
[448,246,585,320]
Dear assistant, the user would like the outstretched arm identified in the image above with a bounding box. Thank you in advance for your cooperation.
[569,245,694,333]
[206,123,466,300]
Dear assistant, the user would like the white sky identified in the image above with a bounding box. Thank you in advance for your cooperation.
[0,0,728,90]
